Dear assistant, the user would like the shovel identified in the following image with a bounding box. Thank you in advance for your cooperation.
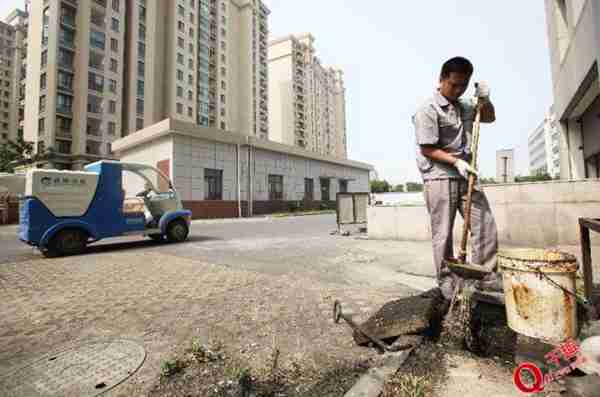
[447,87,492,281]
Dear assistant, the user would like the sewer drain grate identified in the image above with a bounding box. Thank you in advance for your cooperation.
[0,339,146,397]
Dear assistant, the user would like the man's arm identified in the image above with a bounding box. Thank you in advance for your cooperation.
[420,146,458,166]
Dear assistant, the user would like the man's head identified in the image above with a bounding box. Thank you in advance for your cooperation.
[439,57,473,102]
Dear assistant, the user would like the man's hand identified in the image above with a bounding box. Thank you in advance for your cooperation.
[454,159,478,179]
[475,81,490,102]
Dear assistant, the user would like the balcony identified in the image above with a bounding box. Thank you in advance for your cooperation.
[56,106,73,116]
[56,128,72,139]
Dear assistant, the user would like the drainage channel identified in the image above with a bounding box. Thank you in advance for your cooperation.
[0,339,146,397]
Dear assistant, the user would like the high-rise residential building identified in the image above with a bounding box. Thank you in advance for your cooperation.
[23,0,270,170]
[544,0,600,179]
[123,0,270,139]
[5,9,29,143]
[528,107,561,177]
[24,0,127,170]
[268,34,347,159]
[0,9,27,144]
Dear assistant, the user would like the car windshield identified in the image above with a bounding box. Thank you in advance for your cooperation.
[122,164,171,194]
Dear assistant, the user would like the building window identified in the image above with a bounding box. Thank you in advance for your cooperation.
[109,79,117,93]
[38,118,45,133]
[138,42,145,58]
[137,61,145,77]
[320,178,330,201]
[188,107,193,117]
[87,95,103,113]
[178,21,185,31]
[90,30,106,50]
[57,116,72,135]
[269,175,284,201]
[58,71,73,91]
[88,72,104,92]
[110,58,118,72]
[177,53,184,64]
[87,117,102,136]
[304,178,314,201]
[112,0,120,12]
[138,24,146,41]
[57,94,73,113]
[57,140,71,154]
[89,51,104,69]
[178,37,184,49]
[108,121,116,135]
[111,18,119,32]
[220,121,226,130]
[204,169,222,200]
[111,38,118,52]
[109,100,116,113]
[58,48,74,69]
[86,141,101,155]
[136,118,144,130]
[41,50,48,67]
[177,70,183,81]
[137,80,144,97]
[39,95,46,112]
[136,99,144,115]
[339,180,348,193]
[188,75,193,85]
[188,90,193,101]
[40,73,47,90]
[178,5,185,16]
[60,27,76,48]
[176,103,183,114]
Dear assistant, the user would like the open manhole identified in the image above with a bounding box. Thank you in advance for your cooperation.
[0,339,146,397]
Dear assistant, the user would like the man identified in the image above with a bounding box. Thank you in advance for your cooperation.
[413,56,499,299]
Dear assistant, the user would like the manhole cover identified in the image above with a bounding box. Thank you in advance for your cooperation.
[0,339,146,397]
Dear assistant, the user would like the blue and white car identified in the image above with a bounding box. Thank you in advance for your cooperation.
[19,160,192,257]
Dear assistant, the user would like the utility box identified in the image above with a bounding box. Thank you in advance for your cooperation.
[336,192,370,232]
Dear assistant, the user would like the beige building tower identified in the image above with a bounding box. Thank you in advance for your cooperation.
[24,0,269,170]
[122,0,269,139]
[268,33,347,159]
[24,0,127,169]
[0,9,27,144]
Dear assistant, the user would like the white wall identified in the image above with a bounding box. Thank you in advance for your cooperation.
[119,137,173,177]
[368,180,600,247]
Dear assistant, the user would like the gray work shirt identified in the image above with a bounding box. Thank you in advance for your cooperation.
[413,91,476,180]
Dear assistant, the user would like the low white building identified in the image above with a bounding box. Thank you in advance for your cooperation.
[112,119,371,218]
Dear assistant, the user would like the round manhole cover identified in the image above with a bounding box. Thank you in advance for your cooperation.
[0,339,146,397]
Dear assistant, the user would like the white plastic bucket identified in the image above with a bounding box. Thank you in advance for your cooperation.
[499,249,578,344]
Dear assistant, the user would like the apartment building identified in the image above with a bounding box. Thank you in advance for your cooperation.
[23,0,269,170]
[528,107,561,177]
[5,9,29,143]
[0,9,27,144]
[268,33,347,159]
[544,0,600,179]
[24,0,127,170]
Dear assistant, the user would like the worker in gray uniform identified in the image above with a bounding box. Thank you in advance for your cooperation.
[413,56,500,299]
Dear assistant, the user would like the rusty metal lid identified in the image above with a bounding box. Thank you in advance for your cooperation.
[498,248,578,273]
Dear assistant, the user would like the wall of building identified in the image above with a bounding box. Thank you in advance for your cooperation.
[368,179,600,247]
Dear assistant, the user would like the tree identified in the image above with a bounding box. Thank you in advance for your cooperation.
[406,182,424,192]
[479,177,498,185]
[370,179,391,193]
[0,135,50,173]
[393,184,405,192]
[515,173,553,183]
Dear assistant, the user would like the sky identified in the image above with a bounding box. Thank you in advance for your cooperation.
[0,1,554,184]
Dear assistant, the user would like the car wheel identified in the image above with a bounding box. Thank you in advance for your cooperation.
[166,219,189,243]
[47,229,87,257]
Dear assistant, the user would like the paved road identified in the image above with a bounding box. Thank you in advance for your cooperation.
[0,215,438,396]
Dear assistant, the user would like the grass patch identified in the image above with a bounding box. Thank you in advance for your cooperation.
[382,374,430,397]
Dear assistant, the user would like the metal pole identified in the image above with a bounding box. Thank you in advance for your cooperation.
[236,143,241,218]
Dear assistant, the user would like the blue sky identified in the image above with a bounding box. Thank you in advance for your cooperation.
[1,1,553,184]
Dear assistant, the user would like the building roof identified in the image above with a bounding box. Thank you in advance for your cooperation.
[111,119,373,171]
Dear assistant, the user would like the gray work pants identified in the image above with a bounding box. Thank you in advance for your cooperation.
[423,178,498,282]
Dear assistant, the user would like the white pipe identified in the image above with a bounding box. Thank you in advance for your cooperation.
[236,143,241,217]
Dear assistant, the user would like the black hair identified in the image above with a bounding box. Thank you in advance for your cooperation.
[440,57,473,79]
